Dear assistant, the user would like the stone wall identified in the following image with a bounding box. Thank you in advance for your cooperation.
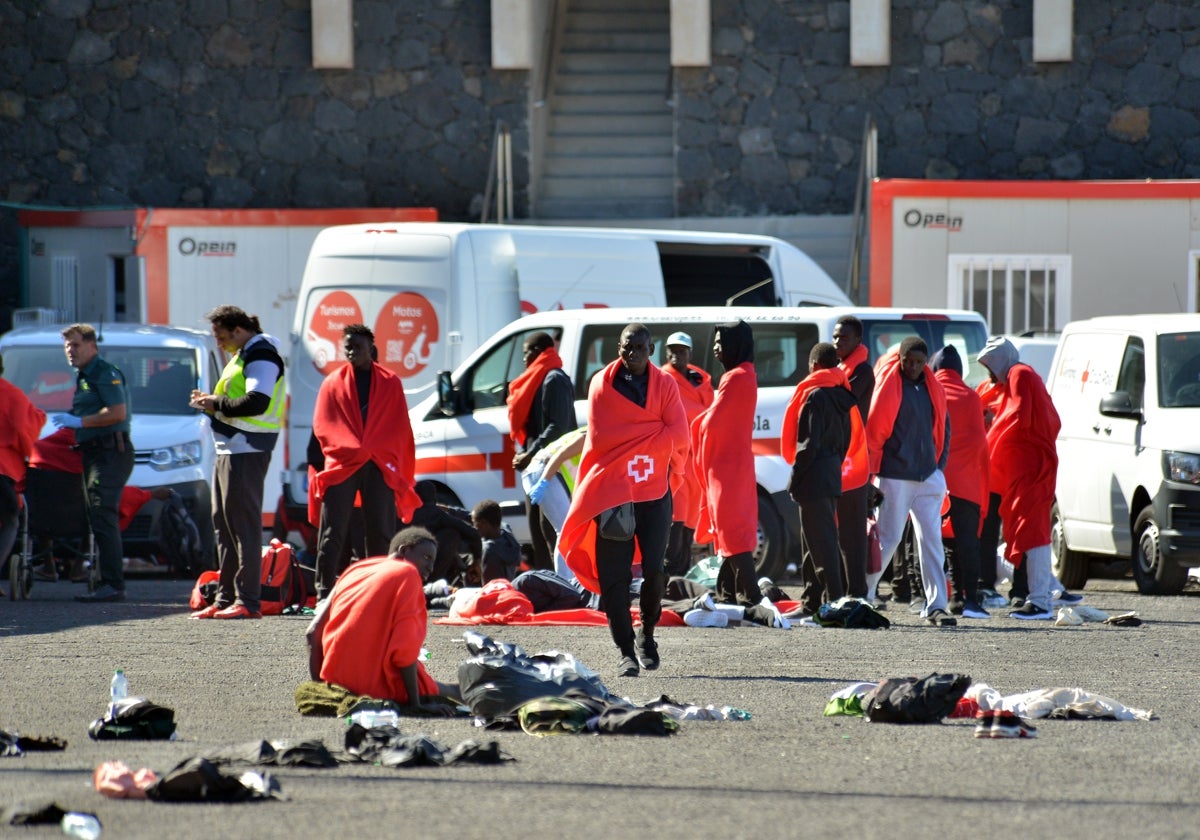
[4,0,1200,318]
[675,0,1200,215]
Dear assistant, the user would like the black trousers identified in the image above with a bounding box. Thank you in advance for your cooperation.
[946,495,981,604]
[315,460,397,599]
[665,522,695,577]
[81,442,134,591]
[213,450,270,611]
[595,491,671,653]
[798,495,845,612]
[977,492,1003,590]
[837,483,869,599]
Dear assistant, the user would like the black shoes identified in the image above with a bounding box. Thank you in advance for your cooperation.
[926,608,957,627]
[635,631,659,671]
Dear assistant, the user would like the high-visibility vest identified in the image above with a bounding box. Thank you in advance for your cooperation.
[214,350,285,434]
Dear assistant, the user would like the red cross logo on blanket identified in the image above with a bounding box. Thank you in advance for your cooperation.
[627,454,655,483]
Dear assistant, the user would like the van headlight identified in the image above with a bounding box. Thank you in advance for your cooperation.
[149,441,203,471]
[1164,451,1200,483]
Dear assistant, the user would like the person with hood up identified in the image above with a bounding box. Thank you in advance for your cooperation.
[929,345,992,619]
[659,331,714,575]
[190,305,286,619]
[866,336,955,627]
[779,342,862,618]
[976,336,1065,620]
[561,323,689,678]
[308,324,423,601]
[692,320,775,611]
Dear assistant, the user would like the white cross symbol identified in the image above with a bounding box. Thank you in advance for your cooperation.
[627,454,655,483]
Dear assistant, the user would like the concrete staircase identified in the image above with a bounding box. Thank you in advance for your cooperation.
[535,0,675,219]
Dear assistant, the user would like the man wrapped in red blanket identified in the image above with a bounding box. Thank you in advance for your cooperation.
[310,325,421,600]
[562,323,688,679]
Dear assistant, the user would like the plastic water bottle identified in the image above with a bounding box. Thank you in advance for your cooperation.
[110,669,127,703]
[348,708,400,729]
[61,812,102,839]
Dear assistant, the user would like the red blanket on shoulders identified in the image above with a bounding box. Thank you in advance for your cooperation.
[309,362,421,526]
[0,379,46,483]
[987,364,1060,563]
[934,367,990,508]
[692,362,759,555]
[780,366,868,491]
[867,351,946,475]
[661,363,714,528]
[507,346,564,448]
[561,360,689,593]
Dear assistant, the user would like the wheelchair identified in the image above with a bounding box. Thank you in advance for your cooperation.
[5,467,99,600]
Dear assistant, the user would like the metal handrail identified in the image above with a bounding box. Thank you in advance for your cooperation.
[846,115,877,303]
[480,121,513,224]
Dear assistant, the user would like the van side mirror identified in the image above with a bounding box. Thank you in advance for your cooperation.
[1099,390,1140,419]
[436,370,459,416]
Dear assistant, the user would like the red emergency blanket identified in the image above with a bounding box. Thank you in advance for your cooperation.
[561,360,689,593]
[780,366,868,490]
[507,346,564,448]
[692,362,759,555]
[867,351,946,475]
[309,362,421,526]
[0,380,47,482]
[661,363,714,528]
[933,367,990,508]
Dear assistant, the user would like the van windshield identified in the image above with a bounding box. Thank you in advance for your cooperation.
[1158,332,1200,407]
[3,345,201,416]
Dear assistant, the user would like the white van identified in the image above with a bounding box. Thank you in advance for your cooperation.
[0,323,224,558]
[409,305,989,579]
[283,222,851,519]
[1047,314,1200,595]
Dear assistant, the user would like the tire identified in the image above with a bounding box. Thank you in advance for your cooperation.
[754,494,787,581]
[1132,505,1189,595]
[1050,503,1089,590]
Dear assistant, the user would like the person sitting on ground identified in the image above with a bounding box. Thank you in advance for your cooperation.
[470,499,522,583]
[408,481,482,585]
[305,526,459,714]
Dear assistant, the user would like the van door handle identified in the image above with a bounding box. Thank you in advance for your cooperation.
[1092,424,1113,435]
[1092,424,1101,433]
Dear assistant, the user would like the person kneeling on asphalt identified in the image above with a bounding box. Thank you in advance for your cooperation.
[306,527,460,715]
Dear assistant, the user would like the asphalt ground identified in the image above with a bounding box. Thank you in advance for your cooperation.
[3,572,1200,840]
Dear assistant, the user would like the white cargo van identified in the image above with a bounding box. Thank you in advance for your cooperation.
[1047,314,1200,595]
[408,305,989,579]
[0,323,224,559]
[283,222,851,520]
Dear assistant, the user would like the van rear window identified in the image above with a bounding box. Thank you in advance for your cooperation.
[575,321,820,395]
[861,317,989,385]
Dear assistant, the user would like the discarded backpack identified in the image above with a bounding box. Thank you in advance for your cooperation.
[261,539,307,616]
[189,570,220,610]
[157,490,210,576]
[864,673,971,724]
[88,697,177,741]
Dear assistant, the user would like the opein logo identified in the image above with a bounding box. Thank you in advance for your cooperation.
[178,237,237,257]
[903,209,963,232]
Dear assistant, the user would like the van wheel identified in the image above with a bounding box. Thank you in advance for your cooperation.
[754,495,786,582]
[1132,506,1189,595]
[1050,504,1088,590]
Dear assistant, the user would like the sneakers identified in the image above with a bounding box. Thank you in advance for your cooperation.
[907,597,925,614]
[948,599,964,616]
[1008,595,1026,609]
[975,710,1037,738]
[961,600,991,620]
[870,597,887,612]
[684,608,729,627]
[75,584,125,603]
[1010,601,1053,620]
[1053,588,1084,604]
[213,604,263,620]
[692,593,716,612]
[979,589,1008,609]
[189,604,223,619]
[617,653,640,677]
[925,608,957,627]
[634,631,659,670]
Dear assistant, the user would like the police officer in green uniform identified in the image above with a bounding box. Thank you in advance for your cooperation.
[52,323,134,603]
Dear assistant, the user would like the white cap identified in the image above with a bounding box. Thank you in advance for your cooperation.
[665,331,693,349]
